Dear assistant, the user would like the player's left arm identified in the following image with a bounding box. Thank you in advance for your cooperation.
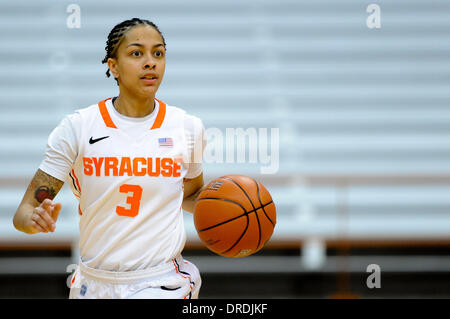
[182,173,205,214]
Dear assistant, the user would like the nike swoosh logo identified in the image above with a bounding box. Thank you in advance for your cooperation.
[89,136,109,144]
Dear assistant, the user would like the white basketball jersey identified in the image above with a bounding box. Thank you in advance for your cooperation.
[39,97,204,272]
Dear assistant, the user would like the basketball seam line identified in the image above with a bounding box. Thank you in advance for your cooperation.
[254,178,275,227]
[220,177,262,255]
[195,199,273,232]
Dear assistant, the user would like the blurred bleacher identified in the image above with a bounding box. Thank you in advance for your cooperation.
[0,0,450,298]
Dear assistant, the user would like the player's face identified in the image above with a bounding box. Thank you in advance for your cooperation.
[109,25,166,98]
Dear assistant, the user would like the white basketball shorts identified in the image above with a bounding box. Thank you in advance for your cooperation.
[69,255,201,299]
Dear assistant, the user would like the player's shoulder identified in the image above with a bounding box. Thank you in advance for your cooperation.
[164,102,187,117]
[164,101,204,127]
[58,101,100,131]
[73,101,101,117]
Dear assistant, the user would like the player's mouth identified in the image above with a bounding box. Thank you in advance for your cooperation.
[140,74,158,85]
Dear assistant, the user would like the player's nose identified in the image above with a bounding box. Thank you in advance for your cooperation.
[143,54,156,70]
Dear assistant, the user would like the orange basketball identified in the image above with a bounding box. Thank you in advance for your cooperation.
[194,175,276,258]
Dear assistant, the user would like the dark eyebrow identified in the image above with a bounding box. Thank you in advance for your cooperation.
[126,43,165,49]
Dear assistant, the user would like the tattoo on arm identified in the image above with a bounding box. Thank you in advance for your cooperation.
[27,169,64,204]
[35,186,57,203]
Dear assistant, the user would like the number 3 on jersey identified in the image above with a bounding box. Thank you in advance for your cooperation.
[116,184,143,217]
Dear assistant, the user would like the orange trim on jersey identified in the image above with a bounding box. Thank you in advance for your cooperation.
[172,259,193,299]
[71,272,76,287]
[98,98,117,129]
[78,204,83,216]
[69,171,81,198]
[98,97,165,129]
[71,169,82,193]
[151,98,166,130]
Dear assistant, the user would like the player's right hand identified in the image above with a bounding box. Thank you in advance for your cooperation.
[25,199,62,234]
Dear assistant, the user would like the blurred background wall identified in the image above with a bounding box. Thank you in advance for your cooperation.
[0,0,449,298]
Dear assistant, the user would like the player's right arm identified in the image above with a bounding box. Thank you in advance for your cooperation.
[13,169,64,234]
[14,111,80,234]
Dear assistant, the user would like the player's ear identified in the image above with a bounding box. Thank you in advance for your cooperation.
[107,57,119,80]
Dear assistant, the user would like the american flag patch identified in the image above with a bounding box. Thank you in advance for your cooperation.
[158,137,173,147]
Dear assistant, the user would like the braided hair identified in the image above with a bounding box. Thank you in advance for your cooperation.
[101,18,166,85]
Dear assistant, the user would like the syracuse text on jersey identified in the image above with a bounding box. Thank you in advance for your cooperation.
[83,156,183,177]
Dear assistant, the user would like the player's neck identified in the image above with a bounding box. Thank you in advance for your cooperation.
[113,93,156,118]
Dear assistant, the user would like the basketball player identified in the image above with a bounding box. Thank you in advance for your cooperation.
[12,18,206,299]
